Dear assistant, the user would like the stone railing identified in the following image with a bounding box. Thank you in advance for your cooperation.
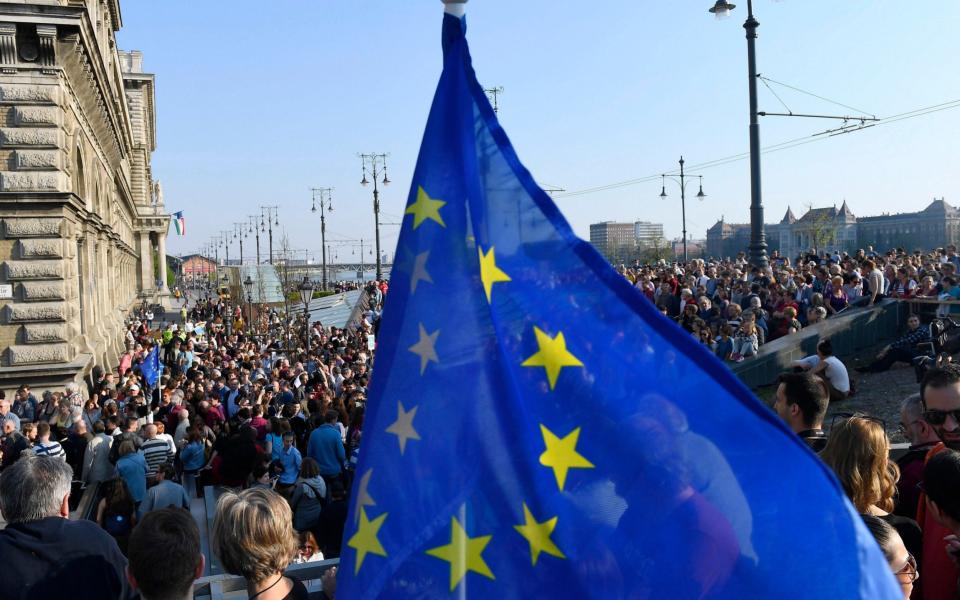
[193,559,339,600]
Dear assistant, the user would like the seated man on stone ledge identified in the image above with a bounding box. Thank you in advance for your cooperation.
[791,339,851,402]
[857,314,931,373]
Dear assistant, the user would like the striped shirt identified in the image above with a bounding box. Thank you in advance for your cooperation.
[140,438,174,477]
[33,440,66,461]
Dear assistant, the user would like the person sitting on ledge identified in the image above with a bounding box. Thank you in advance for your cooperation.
[857,314,931,373]
[791,339,851,403]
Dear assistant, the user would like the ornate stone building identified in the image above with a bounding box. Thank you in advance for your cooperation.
[706,199,960,260]
[0,0,169,393]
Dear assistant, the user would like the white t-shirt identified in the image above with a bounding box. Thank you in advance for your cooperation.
[799,355,850,394]
[868,269,885,298]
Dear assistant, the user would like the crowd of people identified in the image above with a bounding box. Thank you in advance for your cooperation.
[618,244,960,365]
[4,243,960,598]
[0,278,387,599]
[773,364,960,599]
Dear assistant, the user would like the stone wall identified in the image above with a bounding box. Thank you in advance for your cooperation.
[731,298,910,388]
[0,213,79,368]
[0,6,166,396]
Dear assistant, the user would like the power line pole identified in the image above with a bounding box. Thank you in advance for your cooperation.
[261,206,279,265]
[310,187,334,291]
[359,153,390,280]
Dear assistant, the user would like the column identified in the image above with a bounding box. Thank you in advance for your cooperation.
[156,229,170,295]
[138,231,152,297]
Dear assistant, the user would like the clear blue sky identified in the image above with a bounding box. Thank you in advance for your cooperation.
[116,1,960,259]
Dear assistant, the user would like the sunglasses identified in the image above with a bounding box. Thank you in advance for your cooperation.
[830,412,887,431]
[921,408,960,426]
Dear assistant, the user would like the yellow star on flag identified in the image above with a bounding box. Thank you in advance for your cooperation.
[408,323,440,375]
[521,327,584,390]
[478,246,511,303]
[514,503,565,566]
[425,514,495,591]
[539,424,594,491]
[347,508,388,574]
[385,401,421,454]
[405,186,446,229]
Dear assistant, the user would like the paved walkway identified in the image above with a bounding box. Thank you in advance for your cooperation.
[829,355,918,444]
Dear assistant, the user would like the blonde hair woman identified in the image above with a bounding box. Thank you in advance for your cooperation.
[820,415,922,567]
[211,487,308,599]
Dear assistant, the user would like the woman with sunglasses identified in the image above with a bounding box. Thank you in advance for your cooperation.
[862,514,919,599]
[821,415,923,573]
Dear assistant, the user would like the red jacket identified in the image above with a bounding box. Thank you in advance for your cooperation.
[917,443,958,600]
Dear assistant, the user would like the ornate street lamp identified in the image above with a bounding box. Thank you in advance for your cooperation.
[659,157,707,263]
[243,274,254,334]
[298,275,315,351]
[711,0,768,268]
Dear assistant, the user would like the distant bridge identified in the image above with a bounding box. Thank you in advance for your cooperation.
[282,263,393,276]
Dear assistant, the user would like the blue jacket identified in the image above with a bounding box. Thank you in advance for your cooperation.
[180,441,205,472]
[307,424,345,476]
[277,445,303,485]
[116,452,148,503]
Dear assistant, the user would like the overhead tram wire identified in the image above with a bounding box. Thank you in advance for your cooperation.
[756,75,876,118]
[555,97,960,199]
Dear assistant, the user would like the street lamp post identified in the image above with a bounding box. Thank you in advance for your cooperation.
[659,156,706,263]
[248,216,261,265]
[221,231,231,266]
[359,153,390,280]
[710,0,768,269]
[234,223,245,265]
[261,206,279,265]
[243,274,254,334]
[221,275,232,335]
[298,275,314,351]
[311,187,334,291]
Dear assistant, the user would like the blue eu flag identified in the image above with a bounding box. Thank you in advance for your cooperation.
[339,8,900,599]
[141,345,162,388]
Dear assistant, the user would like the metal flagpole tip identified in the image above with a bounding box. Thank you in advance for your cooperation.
[442,0,467,17]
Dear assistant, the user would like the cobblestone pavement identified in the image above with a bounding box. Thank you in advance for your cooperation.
[833,354,918,444]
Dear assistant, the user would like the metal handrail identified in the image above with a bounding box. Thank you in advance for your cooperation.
[193,558,339,600]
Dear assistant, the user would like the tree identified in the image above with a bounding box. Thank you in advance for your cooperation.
[640,237,673,264]
[804,204,837,255]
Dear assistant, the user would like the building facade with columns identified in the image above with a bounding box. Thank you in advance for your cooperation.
[706,199,959,260]
[0,0,169,393]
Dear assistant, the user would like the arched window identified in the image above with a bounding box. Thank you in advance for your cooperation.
[73,144,88,210]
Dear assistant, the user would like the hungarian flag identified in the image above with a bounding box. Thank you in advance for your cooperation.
[172,211,185,236]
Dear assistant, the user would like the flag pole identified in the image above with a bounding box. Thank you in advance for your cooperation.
[442,0,467,17]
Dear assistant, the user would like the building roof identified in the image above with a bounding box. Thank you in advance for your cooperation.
[180,253,216,263]
[838,200,855,219]
[923,198,957,215]
[781,206,797,224]
[797,206,838,224]
[707,220,750,235]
